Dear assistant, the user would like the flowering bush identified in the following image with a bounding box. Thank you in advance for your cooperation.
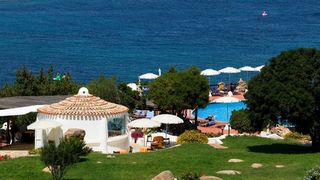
[284,132,311,142]
[0,155,11,161]
[177,130,208,144]
[131,130,144,143]
[305,167,320,180]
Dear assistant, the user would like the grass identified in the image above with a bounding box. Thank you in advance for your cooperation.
[0,136,319,179]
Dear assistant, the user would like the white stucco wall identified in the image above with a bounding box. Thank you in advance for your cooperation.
[35,113,129,153]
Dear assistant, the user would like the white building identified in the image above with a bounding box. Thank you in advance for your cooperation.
[28,87,129,154]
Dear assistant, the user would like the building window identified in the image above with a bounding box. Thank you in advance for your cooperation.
[108,116,125,137]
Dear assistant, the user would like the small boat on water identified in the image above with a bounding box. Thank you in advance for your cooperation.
[262,11,268,16]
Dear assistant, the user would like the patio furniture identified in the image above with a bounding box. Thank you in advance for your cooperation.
[151,136,165,149]
[140,146,153,152]
[163,137,170,145]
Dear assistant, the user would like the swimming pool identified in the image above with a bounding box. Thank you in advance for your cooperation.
[196,101,247,122]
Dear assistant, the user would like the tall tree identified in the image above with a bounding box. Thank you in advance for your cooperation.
[245,48,320,152]
[148,66,209,128]
[15,65,37,96]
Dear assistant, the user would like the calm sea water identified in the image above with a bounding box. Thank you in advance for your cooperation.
[0,0,320,85]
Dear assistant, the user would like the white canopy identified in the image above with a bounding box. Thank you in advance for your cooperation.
[139,73,159,80]
[213,96,240,103]
[151,114,184,124]
[127,83,138,91]
[27,120,62,130]
[239,66,256,72]
[0,105,46,117]
[219,67,241,73]
[201,69,220,76]
[127,118,161,128]
[255,65,265,72]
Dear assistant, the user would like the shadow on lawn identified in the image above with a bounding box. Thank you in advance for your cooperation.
[247,143,313,154]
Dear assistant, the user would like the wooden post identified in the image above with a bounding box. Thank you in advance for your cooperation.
[6,118,10,144]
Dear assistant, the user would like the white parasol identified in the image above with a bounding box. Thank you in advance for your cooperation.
[201,69,220,85]
[219,67,241,90]
[152,114,184,138]
[127,83,138,91]
[239,66,256,81]
[254,65,265,72]
[127,118,161,128]
[139,73,159,80]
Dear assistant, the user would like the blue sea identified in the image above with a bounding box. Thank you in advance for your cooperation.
[0,0,320,85]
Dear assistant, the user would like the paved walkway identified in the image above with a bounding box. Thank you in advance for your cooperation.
[197,121,238,135]
[0,150,30,158]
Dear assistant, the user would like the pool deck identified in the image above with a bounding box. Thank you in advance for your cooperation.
[197,121,238,135]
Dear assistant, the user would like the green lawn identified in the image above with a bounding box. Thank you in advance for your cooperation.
[0,136,319,180]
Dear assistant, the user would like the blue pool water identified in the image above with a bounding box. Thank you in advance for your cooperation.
[197,101,247,122]
[1,0,320,85]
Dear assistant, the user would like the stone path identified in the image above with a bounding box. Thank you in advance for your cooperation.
[228,159,244,163]
[200,176,223,180]
[216,170,241,175]
[208,144,228,149]
[251,163,263,168]
[0,150,29,158]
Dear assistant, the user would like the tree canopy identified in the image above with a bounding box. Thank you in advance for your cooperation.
[148,66,209,119]
[87,76,145,112]
[0,65,78,97]
[245,48,320,151]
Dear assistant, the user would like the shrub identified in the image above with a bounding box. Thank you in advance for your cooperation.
[0,155,11,161]
[284,132,311,141]
[230,109,255,133]
[177,130,208,144]
[40,137,91,180]
[206,132,223,137]
[180,171,204,180]
[28,148,42,155]
[180,172,200,180]
[305,167,320,180]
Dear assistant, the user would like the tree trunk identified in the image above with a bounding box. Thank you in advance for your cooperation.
[311,124,320,152]
[194,108,198,129]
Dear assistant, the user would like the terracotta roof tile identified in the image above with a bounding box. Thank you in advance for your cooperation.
[37,88,128,116]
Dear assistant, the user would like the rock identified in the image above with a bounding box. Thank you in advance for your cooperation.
[270,126,291,137]
[275,165,285,168]
[42,167,51,173]
[228,159,244,163]
[152,170,175,180]
[267,134,283,140]
[200,176,223,180]
[96,161,102,164]
[251,163,263,168]
[64,128,86,140]
[216,170,241,175]
[107,155,115,158]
